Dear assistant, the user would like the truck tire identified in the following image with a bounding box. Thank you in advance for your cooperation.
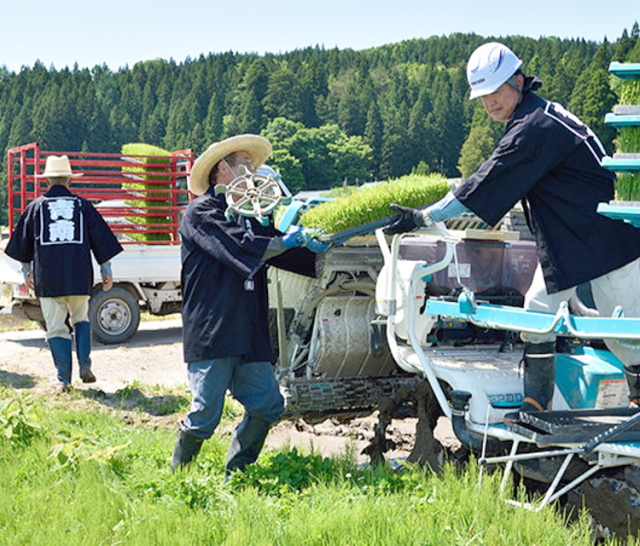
[89,286,141,344]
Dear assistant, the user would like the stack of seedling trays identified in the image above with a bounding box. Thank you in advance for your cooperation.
[602,62,640,196]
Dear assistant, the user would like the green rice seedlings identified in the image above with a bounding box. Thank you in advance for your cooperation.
[300,174,450,233]
[619,78,640,106]
[614,76,640,201]
[121,143,174,242]
[616,172,640,201]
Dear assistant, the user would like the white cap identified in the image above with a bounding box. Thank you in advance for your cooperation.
[466,42,523,99]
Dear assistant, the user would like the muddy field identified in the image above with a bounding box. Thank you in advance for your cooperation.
[0,316,458,463]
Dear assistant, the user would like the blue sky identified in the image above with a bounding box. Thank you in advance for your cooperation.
[2,0,638,73]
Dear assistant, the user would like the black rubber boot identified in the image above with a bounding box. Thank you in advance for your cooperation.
[74,321,96,383]
[624,365,640,406]
[225,415,272,477]
[49,337,73,390]
[171,428,204,471]
[505,341,556,422]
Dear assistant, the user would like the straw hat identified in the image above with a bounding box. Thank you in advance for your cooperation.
[188,134,272,196]
[36,155,83,178]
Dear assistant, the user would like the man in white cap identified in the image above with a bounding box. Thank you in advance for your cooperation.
[5,155,123,391]
[385,42,640,419]
[171,134,327,474]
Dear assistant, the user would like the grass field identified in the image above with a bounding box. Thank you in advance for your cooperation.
[0,384,635,545]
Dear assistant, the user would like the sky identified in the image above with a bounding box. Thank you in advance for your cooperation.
[2,0,638,73]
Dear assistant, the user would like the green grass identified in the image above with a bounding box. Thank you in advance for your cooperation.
[300,174,450,233]
[0,385,633,546]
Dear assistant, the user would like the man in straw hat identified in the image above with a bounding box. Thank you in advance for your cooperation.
[5,155,123,392]
[171,134,327,475]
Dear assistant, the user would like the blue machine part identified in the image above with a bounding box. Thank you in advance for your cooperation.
[604,113,640,128]
[425,298,640,341]
[556,347,625,409]
[277,196,333,232]
[597,201,640,227]
[608,61,640,79]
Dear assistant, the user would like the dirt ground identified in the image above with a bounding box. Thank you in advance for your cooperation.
[0,315,458,464]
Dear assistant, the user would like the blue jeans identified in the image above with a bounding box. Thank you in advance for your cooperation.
[182,356,284,440]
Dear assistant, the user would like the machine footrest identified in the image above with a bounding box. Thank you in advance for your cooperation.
[506,407,640,445]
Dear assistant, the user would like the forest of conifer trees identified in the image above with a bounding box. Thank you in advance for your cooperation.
[1,26,639,224]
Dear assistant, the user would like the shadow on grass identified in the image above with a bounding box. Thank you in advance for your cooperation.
[0,369,188,419]
[0,369,38,389]
[79,385,189,417]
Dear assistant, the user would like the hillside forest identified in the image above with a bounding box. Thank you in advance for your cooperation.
[1,26,639,224]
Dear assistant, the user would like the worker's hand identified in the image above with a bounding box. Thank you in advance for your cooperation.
[282,226,305,249]
[102,274,113,291]
[282,227,323,248]
[26,274,35,291]
[304,237,330,254]
[383,204,433,235]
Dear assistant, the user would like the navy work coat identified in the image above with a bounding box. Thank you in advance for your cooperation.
[454,89,640,293]
[179,189,317,363]
[5,185,123,297]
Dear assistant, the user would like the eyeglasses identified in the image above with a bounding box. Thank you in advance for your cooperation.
[234,157,254,170]
[223,153,253,168]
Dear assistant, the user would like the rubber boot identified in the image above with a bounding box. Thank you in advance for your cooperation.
[74,321,96,383]
[225,415,272,477]
[171,428,204,471]
[48,337,73,391]
[505,341,556,422]
[624,365,640,407]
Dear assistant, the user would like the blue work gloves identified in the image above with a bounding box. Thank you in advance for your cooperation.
[383,204,434,235]
[305,237,331,254]
[282,226,330,253]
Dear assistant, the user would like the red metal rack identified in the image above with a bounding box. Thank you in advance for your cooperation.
[6,143,194,244]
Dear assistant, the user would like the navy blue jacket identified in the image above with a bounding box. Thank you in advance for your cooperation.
[179,189,317,363]
[5,185,123,297]
[454,88,640,293]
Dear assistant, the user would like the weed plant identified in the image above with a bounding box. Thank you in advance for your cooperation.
[0,385,636,545]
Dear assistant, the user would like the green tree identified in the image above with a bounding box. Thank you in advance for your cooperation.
[7,99,34,149]
[568,46,617,153]
[546,51,585,105]
[263,118,372,189]
[457,126,497,178]
[268,147,305,193]
[202,92,224,147]
[430,68,468,176]
[31,84,82,151]
[226,58,269,135]
[299,59,328,127]
[364,102,384,178]
[263,66,305,123]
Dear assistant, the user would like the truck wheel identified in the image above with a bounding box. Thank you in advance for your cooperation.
[90,287,140,344]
